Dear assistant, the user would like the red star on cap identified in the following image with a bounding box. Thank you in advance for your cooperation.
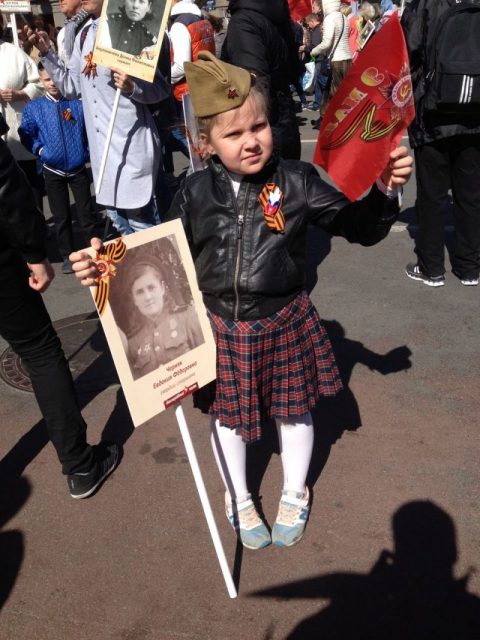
[228,87,239,99]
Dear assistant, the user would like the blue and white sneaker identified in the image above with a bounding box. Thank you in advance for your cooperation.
[225,493,271,550]
[272,487,310,547]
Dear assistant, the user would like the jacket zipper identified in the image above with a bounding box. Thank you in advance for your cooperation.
[56,101,68,170]
[233,184,250,321]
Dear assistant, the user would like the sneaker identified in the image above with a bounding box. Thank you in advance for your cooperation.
[62,258,74,274]
[452,270,479,286]
[272,487,310,548]
[405,263,445,287]
[225,493,271,550]
[68,442,119,499]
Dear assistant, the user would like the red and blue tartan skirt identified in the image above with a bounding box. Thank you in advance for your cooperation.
[194,291,343,443]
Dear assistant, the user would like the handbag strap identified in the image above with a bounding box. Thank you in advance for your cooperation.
[327,14,346,62]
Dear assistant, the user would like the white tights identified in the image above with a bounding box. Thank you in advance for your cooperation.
[210,413,314,501]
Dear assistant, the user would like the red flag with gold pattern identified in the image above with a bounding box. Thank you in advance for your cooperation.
[288,0,312,21]
[313,14,415,201]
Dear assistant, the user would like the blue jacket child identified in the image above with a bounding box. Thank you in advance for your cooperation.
[20,90,88,172]
[18,64,103,273]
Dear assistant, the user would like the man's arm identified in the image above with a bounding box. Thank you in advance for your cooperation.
[0,137,50,278]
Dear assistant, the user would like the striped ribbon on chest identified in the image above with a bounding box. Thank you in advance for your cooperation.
[258,183,285,234]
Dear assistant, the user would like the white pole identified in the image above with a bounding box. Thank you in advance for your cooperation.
[174,403,238,599]
[95,87,121,196]
[11,14,19,48]
[400,0,406,17]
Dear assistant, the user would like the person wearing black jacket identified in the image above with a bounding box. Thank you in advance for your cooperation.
[221,0,303,160]
[0,115,118,498]
[402,0,480,287]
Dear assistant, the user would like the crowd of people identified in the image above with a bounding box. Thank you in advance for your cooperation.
[0,0,479,553]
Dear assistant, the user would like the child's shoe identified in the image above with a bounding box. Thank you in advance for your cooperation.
[225,493,271,550]
[272,487,310,547]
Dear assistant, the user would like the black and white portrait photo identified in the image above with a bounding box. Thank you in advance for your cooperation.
[108,235,205,381]
[98,0,169,58]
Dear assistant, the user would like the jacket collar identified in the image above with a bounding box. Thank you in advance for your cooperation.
[208,154,279,186]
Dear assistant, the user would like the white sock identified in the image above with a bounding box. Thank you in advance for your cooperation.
[210,416,249,502]
[275,413,314,495]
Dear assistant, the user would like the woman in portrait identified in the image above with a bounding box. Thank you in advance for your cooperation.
[102,0,158,56]
[117,256,204,380]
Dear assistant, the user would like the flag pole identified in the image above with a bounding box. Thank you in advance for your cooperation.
[10,13,19,48]
[174,403,237,599]
[95,88,121,196]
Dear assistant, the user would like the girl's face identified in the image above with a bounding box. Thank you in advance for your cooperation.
[205,93,273,176]
[124,0,151,21]
[132,268,165,318]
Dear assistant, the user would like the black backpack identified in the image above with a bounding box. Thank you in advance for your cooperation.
[424,0,480,114]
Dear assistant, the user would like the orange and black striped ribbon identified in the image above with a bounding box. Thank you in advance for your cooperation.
[258,183,286,234]
[93,238,127,316]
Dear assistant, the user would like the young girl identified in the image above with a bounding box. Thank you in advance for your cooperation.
[72,52,413,550]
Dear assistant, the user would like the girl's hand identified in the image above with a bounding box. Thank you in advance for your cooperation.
[69,237,103,287]
[380,146,414,189]
[111,68,134,94]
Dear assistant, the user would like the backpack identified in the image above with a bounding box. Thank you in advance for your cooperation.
[424,0,480,114]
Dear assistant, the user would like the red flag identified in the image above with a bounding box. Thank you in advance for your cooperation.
[288,0,312,22]
[313,14,415,201]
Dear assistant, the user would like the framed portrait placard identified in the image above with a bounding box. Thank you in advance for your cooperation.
[88,220,216,426]
[93,0,172,82]
[0,0,31,12]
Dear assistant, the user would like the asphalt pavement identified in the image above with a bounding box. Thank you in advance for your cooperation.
[1,112,479,640]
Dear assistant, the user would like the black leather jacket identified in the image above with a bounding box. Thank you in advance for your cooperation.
[166,156,399,321]
[0,116,47,264]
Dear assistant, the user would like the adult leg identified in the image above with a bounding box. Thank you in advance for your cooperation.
[414,141,452,277]
[0,250,94,475]
[169,99,190,158]
[68,167,104,244]
[105,208,135,236]
[43,169,74,259]
[119,199,160,233]
[450,135,480,281]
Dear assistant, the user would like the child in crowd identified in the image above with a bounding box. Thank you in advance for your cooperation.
[19,63,103,274]
[71,52,413,550]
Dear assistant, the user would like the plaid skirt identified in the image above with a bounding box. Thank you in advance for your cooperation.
[194,291,343,443]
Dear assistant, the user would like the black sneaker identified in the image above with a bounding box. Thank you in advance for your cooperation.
[62,258,74,274]
[68,442,119,499]
[452,269,479,286]
[405,263,445,287]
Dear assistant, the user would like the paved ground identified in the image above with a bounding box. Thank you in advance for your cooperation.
[1,113,479,640]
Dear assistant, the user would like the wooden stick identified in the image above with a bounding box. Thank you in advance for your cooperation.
[95,88,121,196]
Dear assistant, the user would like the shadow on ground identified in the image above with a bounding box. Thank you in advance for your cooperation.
[252,501,480,640]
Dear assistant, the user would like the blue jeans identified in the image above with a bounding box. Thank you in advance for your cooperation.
[312,62,330,110]
[106,198,160,236]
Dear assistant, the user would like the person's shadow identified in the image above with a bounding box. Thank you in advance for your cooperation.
[252,500,480,639]
[0,476,31,611]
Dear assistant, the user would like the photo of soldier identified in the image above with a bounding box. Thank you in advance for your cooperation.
[107,236,205,380]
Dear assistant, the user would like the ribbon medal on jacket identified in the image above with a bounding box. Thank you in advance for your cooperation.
[258,183,286,234]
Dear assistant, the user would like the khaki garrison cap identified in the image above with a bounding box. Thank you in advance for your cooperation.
[184,51,252,118]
